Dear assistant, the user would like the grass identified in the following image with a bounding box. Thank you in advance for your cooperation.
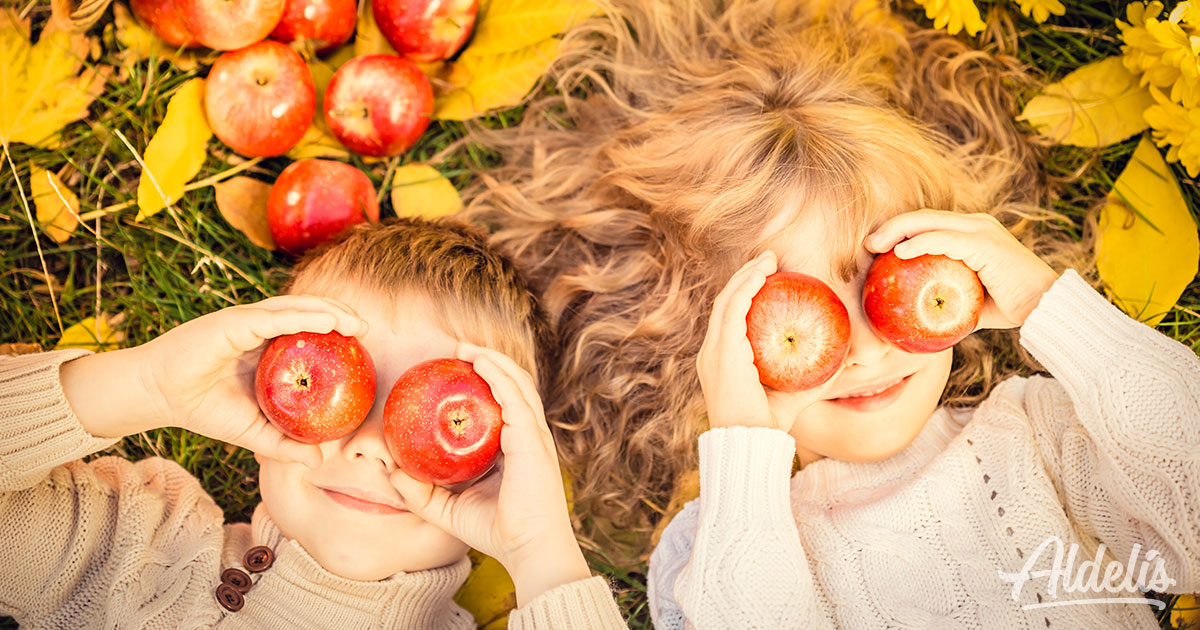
[1,0,1199,628]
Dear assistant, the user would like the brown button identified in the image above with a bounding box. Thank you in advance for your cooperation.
[243,545,274,572]
[215,583,244,611]
[221,567,252,593]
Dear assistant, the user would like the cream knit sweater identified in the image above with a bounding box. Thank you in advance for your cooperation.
[648,269,1200,629]
[0,349,628,629]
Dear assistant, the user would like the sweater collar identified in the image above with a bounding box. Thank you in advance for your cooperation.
[223,504,472,628]
[790,405,972,511]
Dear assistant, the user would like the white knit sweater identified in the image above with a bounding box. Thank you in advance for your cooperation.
[0,349,629,629]
[648,269,1200,629]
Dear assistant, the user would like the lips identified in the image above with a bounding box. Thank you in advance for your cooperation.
[826,373,914,412]
[317,485,408,515]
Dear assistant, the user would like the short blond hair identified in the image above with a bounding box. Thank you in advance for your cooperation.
[284,218,546,384]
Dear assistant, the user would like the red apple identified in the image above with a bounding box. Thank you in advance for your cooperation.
[323,54,433,157]
[862,250,985,354]
[255,331,377,444]
[205,41,316,157]
[271,0,357,53]
[746,271,851,392]
[176,0,285,50]
[383,358,502,486]
[267,159,380,254]
[130,0,198,48]
[373,0,477,63]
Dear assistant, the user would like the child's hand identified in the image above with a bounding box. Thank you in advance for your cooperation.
[104,295,366,467]
[388,343,590,607]
[699,251,829,432]
[866,210,1060,330]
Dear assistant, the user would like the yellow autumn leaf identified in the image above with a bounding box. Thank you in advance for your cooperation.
[0,9,110,149]
[1017,56,1155,148]
[54,314,126,352]
[287,124,351,160]
[1170,595,1198,628]
[30,164,80,243]
[111,3,213,72]
[137,78,212,220]
[354,0,401,57]
[389,164,463,218]
[455,550,516,630]
[466,0,599,55]
[1096,137,1200,326]
[435,38,562,121]
[214,176,276,250]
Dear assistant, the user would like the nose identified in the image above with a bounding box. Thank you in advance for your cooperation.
[340,406,397,474]
[839,281,891,368]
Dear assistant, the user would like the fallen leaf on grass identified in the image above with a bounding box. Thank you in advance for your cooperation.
[467,0,599,55]
[434,38,562,120]
[354,0,401,58]
[214,176,277,250]
[55,313,126,352]
[136,77,212,220]
[0,343,43,356]
[31,164,80,243]
[1096,137,1200,325]
[389,164,463,219]
[1017,56,1154,147]
[0,9,111,149]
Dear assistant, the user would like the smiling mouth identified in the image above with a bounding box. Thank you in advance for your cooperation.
[827,373,915,411]
[320,488,408,515]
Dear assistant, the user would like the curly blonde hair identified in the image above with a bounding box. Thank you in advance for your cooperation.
[456,0,1095,562]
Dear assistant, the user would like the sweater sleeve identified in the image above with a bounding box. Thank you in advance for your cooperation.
[0,351,226,628]
[506,576,628,629]
[649,426,833,629]
[1019,268,1200,593]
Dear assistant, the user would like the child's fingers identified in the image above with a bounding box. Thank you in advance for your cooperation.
[227,415,324,469]
[472,356,550,450]
[455,343,545,422]
[247,295,369,337]
[705,251,776,349]
[866,210,998,253]
[389,472,460,533]
[224,307,369,354]
[892,230,988,272]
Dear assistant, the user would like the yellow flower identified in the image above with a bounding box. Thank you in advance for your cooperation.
[1017,0,1066,23]
[913,0,986,35]
[1119,1,1200,107]
[1144,85,1200,176]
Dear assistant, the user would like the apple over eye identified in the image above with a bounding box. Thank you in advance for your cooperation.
[745,272,852,392]
[383,358,503,486]
[255,331,377,444]
[862,249,985,354]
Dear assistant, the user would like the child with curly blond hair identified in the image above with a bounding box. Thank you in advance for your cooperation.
[457,0,1200,627]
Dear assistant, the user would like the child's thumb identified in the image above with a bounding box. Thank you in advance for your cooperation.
[390,471,454,531]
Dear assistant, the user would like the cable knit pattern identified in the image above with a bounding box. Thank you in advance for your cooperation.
[649,269,1200,629]
[0,350,627,629]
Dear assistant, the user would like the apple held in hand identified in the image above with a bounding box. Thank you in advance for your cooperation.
[255,331,377,444]
[267,159,380,254]
[324,54,433,157]
[205,41,316,158]
[746,271,851,392]
[383,358,503,486]
[373,0,478,63]
[271,0,357,53]
[130,0,197,48]
[176,0,285,50]
[862,249,985,354]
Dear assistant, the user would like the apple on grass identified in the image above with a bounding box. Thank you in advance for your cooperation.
[862,249,985,354]
[267,159,380,254]
[176,0,285,50]
[130,0,197,48]
[373,0,478,63]
[205,41,316,158]
[271,0,357,53]
[323,54,433,157]
[746,271,851,392]
[255,331,376,444]
[383,358,503,486]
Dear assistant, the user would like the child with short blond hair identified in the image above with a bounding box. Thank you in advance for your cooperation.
[0,218,627,629]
